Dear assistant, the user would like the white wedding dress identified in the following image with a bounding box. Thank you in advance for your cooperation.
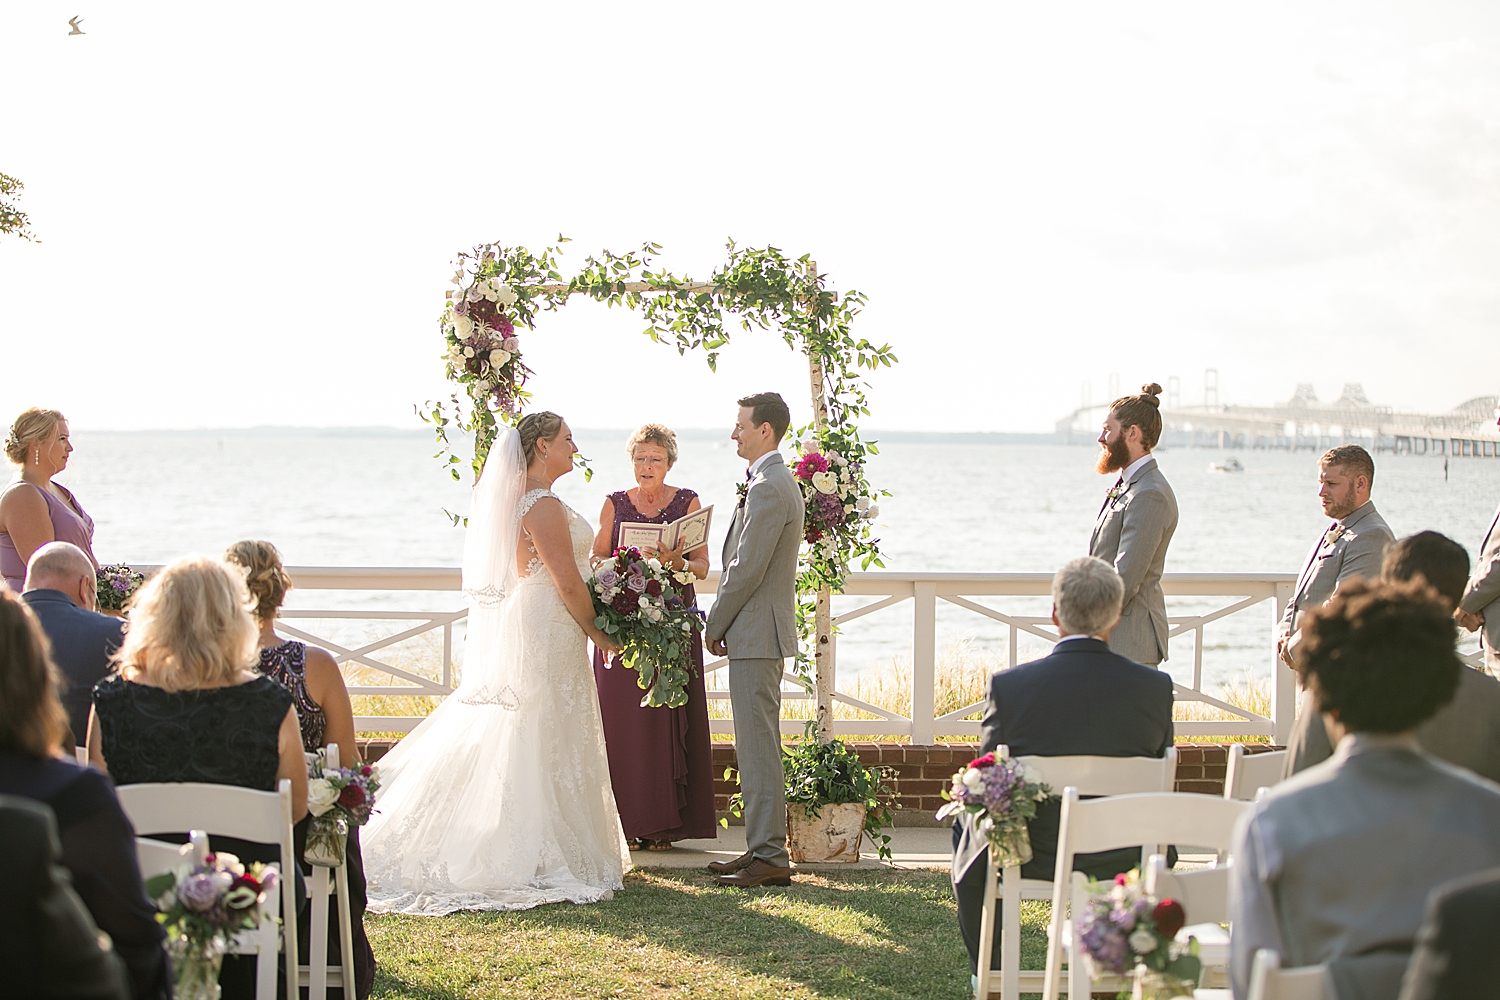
[363,431,630,915]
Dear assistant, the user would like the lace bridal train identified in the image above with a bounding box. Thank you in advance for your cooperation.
[363,430,630,915]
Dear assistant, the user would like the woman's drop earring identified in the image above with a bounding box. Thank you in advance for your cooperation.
[33,447,40,465]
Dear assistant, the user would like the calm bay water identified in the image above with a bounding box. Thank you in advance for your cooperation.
[51,428,1500,694]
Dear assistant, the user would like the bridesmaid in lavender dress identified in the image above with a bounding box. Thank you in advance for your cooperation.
[1,409,97,592]
[591,424,717,851]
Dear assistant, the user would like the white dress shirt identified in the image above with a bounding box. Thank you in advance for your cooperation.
[747,450,780,479]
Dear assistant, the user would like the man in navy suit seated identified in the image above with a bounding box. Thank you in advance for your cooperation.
[951,555,1175,980]
[21,543,123,748]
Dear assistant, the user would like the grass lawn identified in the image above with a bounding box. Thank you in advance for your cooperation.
[367,867,1052,1000]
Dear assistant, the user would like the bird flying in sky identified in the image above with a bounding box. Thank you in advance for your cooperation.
[68,16,85,35]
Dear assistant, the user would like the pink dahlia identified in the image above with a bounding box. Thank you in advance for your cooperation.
[794,452,829,480]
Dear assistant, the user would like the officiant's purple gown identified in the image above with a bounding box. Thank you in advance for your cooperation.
[592,488,717,842]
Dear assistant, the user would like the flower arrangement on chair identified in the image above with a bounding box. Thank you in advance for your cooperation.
[305,760,381,868]
[95,563,144,613]
[144,852,279,999]
[1075,869,1202,1000]
[935,750,1052,868]
[590,546,704,708]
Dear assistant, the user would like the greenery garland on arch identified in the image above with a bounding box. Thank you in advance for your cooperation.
[418,238,897,685]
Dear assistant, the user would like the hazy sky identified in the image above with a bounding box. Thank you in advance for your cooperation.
[4,1,1498,433]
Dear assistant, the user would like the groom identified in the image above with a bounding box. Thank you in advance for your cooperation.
[705,392,804,888]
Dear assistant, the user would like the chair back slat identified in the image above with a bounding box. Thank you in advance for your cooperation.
[1248,948,1328,1000]
[1057,791,1250,856]
[1016,747,1178,796]
[1225,745,1287,801]
[118,783,287,843]
[1144,853,1230,923]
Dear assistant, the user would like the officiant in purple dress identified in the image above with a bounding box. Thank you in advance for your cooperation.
[591,424,716,851]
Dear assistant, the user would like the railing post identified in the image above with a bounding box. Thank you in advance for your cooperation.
[912,581,937,745]
[1272,582,1296,745]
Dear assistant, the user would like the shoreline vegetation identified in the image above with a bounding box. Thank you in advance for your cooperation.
[348,636,1273,744]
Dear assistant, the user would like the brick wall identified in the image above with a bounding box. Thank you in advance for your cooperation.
[355,739,1279,827]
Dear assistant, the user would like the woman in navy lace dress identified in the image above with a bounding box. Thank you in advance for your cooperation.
[590,424,716,851]
[226,540,374,1000]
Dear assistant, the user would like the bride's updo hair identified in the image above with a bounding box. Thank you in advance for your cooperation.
[518,411,565,466]
[224,540,292,622]
[1110,383,1165,451]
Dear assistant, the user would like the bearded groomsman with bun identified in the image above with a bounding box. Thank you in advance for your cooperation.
[1088,383,1179,667]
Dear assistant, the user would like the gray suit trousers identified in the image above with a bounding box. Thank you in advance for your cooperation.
[730,656,788,867]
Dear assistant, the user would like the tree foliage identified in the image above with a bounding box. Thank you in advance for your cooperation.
[0,173,37,242]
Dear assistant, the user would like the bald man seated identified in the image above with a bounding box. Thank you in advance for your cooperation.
[22,543,123,748]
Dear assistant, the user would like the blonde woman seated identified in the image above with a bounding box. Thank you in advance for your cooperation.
[88,556,308,1000]
[224,539,375,999]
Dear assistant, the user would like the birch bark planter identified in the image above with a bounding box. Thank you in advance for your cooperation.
[787,802,866,863]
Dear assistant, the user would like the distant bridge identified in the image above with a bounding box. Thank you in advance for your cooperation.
[1057,384,1500,457]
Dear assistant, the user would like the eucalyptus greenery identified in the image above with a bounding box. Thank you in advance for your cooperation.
[419,238,898,682]
[0,172,36,242]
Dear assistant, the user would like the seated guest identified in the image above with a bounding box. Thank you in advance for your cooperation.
[225,539,375,1000]
[1,408,98,593]
[1398,867,1500,1000]
[21,542,124,748]
[1229,580,1500,1000]
[951,556,1174,979]
[0,590,166,999]
[89,555,309,1000]
[0,795,130,999]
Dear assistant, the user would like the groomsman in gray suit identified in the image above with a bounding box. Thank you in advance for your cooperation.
[1280,444,1394,775]
[1089,383,1178,667]
[1457,401,1500,675]
[705,392,804,888]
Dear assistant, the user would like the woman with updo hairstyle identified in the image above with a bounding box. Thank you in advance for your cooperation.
[88,555,309,1000]
[589,422,715,851]
[1,408,97,592]
[0,590,169,998]
[224,540,375,999]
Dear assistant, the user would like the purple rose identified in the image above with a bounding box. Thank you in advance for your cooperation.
[178,873,221,912]
[626,574,647,594]
[596,569,620,589]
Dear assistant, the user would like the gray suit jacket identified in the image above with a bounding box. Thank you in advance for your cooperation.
[1280,500,1394,641]
[1089,457,1178,665]
[706,454,804,660]
[1461,501,1500,658]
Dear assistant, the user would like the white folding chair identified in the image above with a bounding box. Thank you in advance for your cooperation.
[974,748,1178,1000]
[1041,789,1253,1000]
[300,744,358,1000]
[1224,745,1287,801]
[118,780,298,1000]
[75,746,89,766]
[1144,852,1234,988]
[1247,949,1328,1000]
[136,830,209,879]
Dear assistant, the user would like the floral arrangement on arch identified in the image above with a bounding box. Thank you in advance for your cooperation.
[95,563,144,612]
[1075,869,1202,995]
[441,269,526,416]
[793,439,879,564]
[304,759,381,867]
[591,546,705,709]
[935,750,1051,868]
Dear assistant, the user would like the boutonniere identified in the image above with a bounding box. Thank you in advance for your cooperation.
[1323,524,1347,547]
[1105,484,1126,503]
[736,480,750,507]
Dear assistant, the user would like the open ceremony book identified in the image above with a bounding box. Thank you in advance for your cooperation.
[617,504,713,554]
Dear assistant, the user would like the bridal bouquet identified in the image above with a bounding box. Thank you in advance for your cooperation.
[591,546,704,709]
[144,852,279,999]
[935,750,1051,868]
[304,759,381,867]
[441,269,528,419]
[95,563,145,612]
[1075,870,1202,999]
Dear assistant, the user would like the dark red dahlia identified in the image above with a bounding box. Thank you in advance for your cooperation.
[1151,899,1186,938]
[645,579,662,597]
[612,591,636,614]
[338,785,366,809]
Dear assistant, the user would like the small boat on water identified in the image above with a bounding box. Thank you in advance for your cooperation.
[1209,457,1245,473]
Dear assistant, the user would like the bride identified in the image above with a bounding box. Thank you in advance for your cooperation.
[363,412,631,914]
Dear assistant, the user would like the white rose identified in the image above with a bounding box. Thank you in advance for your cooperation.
[864,504,880,520]
[501,337,519,351]
[489,349,511,367]
[454,314,474,339]
[960,768,983,789]
[647,558,662,571]
[856,497,871,512]
[811,471,838,494]
[462,345,475,358]
[494,284,518,306]
[1129,929,1158,953]
[307,779,340,817]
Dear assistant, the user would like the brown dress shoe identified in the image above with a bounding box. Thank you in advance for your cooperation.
[715,858,793,887]
[706,850,755,875]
